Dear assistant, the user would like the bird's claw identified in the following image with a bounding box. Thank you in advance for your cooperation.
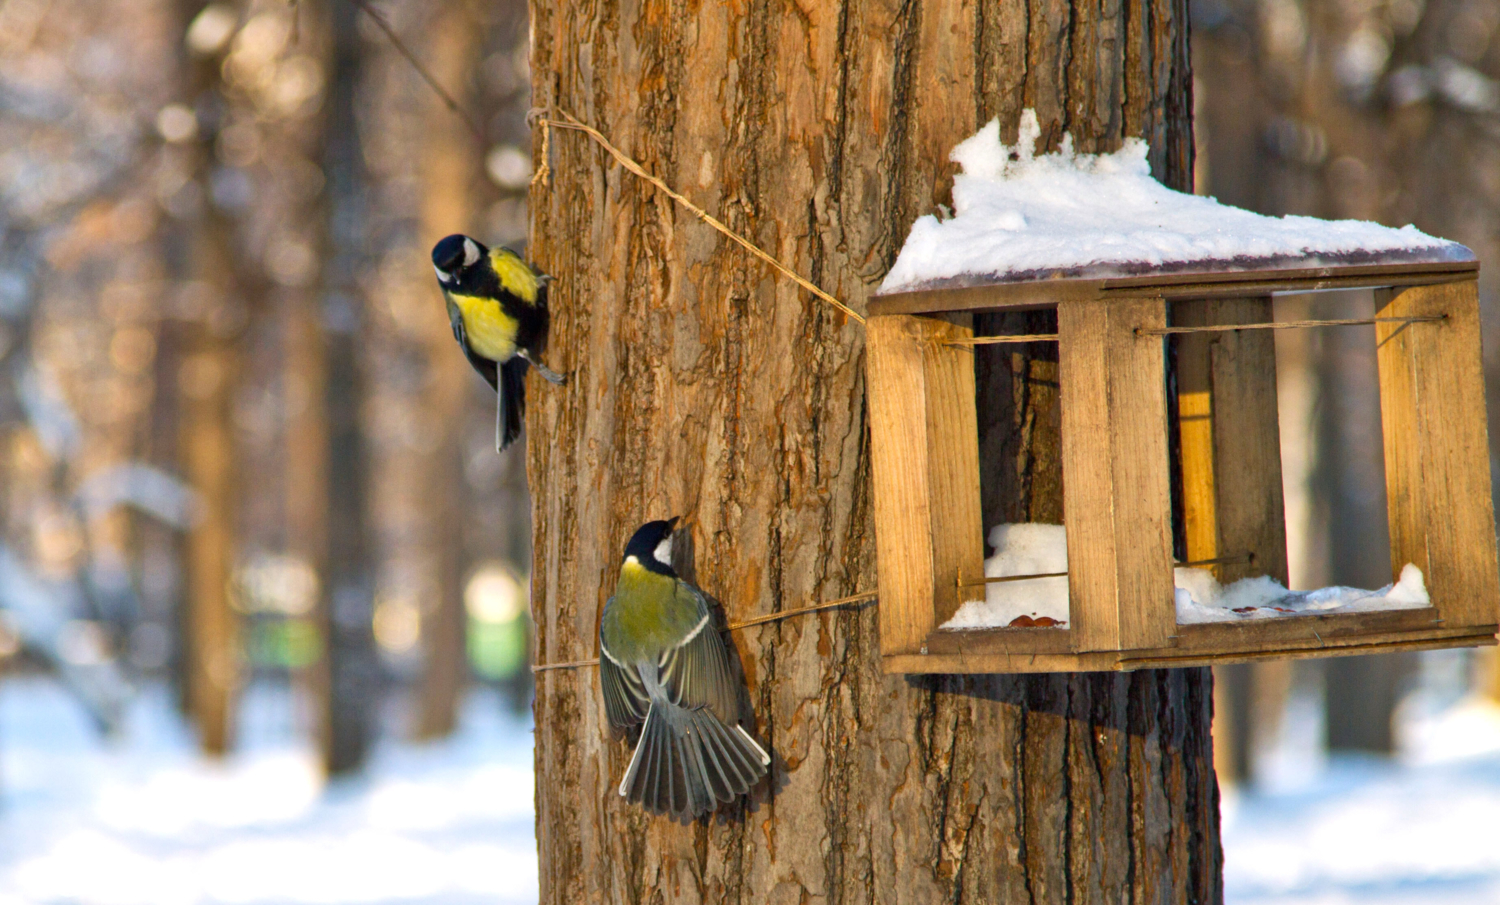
[520,350,568,386]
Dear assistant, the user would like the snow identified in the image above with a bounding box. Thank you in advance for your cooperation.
[942,524,1070,629]
[2,639,1498,904]
[1226,667,1500,905]
[0,677,538,905]
[1176,563,1430,624]
[940,524,1430,629]
[878,111,1471,294]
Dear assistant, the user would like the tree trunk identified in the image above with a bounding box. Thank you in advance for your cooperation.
[315,0,379,774]
[529,1,1220,901]
[413,0,486,741]
[179,228,240,756]
[170,0,249,758]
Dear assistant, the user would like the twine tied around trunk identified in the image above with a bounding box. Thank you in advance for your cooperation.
[529,107,866,325]
[530,591,880,673]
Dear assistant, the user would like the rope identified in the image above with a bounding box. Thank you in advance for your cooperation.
[348,23,1444,343]
[727,590,879,629]
[532,109,864,325]
[1180,553,1252,568]
[954,553,1252,588]
[957,571,1068,588]
[942,333,1059,347]
[1139,314,1446,336]
[530,589,879,673]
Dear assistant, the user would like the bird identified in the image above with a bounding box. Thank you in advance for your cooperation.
[430,234,565,451]
[599,518,770,818]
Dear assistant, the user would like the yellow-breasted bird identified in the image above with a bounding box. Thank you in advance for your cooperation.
[431,234,565,451]
[599,518,770,818]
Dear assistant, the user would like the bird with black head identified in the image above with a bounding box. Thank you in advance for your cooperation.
[599,518,770,818]
[431,234,565,451]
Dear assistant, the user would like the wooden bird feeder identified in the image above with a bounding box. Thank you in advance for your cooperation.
[867,257,1500,673]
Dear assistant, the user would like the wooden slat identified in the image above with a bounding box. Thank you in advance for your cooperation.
[1060,296,1176,651]
[1377,291,1426,585]
[869,259,1478,317]
[925,626,1076,656]
[882,649,1122,675]
[867,314,987,655]
[898,609,1495,673]
[870,279,1105,317]
[1171,297,1290,587]
[1207,298,1290,585]
[886,628,1496,674]
[1117,630,1496,671]
[867,316,938,655]
[1164,605,1442,650]
[1059,301,1115,649]
[1376,280,1500,629]
[1108,298,1178,648]
[921,317,988,626]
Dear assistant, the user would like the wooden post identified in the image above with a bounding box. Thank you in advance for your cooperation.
[1173,296,1289,783]
[1173,297,1289,585]
[1059,297,1176,652]
[867,314,985,658]
[1376,279,1500,628]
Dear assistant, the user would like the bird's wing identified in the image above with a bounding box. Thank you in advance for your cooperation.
[658,582,742,724]
[599,601,648,730]
[448,303,499,392]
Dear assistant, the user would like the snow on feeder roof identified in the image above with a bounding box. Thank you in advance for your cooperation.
[879,111,1473,295]
[866,114,1498,675]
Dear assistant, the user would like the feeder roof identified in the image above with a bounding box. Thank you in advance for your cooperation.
[878,111,1473,296]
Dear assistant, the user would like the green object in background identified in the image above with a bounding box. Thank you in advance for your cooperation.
[246,618,323,670]
[465,563,530,681]
[468,614,527,681]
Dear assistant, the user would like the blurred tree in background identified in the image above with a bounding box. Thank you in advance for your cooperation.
[0,0,537,771]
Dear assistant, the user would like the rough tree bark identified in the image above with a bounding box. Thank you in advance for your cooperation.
[529,1,1220,901]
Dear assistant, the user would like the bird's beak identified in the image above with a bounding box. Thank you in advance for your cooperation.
[666,515,682,531]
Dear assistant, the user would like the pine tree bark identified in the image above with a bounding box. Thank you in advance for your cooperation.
[529,1,1220,901]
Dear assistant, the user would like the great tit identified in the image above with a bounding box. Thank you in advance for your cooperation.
[599,518,770,818]
[431,234,565,451]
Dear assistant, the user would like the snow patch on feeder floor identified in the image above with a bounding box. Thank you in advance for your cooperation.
[878,110,1472,295]
[942,523,1070,629]
[1174,562,1430,624]
[939,523,1431,629]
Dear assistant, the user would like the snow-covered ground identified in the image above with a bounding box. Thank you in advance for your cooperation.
[1,660,1497,903]
[1226,658,1500,904]
[0,677,537,905]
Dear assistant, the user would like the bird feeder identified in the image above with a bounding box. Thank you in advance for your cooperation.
[867,257,1500,674]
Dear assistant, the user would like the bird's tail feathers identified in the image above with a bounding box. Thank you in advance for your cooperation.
[496,356,527,451]
[619,702,769,818]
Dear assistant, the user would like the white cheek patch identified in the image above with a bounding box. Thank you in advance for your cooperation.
[653,535,674,566]
[462,237,481,266]
[433,264,450,283]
